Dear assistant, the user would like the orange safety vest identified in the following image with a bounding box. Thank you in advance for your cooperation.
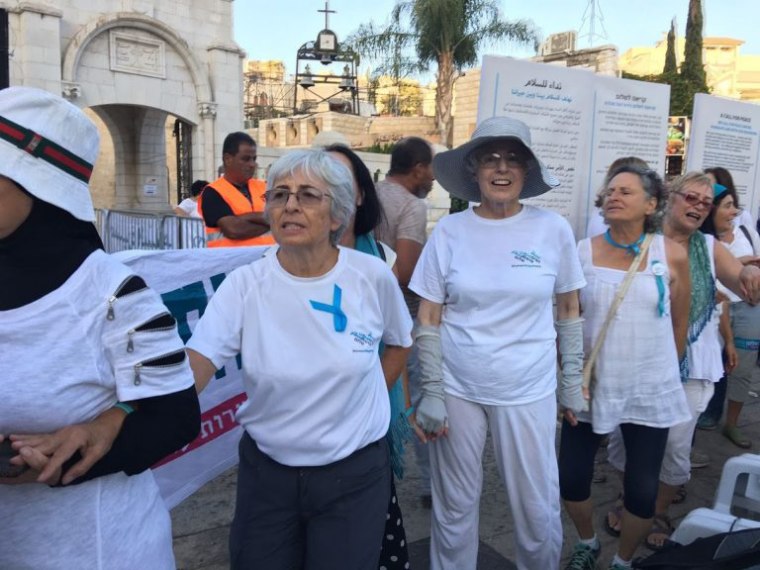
[198,177,275,247]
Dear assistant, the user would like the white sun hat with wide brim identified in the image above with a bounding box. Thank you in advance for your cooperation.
[0,86,99,221]
[433,116,558,203]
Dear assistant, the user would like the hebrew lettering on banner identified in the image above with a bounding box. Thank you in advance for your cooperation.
[116,246,267,509]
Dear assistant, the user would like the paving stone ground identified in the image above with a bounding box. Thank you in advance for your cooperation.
[172,399,760,569]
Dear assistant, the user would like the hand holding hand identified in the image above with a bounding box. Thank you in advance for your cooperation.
[10,407,127,485]
[415,391,448,440]
[738,264,760,305]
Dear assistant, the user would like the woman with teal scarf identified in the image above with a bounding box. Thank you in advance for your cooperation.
[326,143,420,570]
[613,172,760,550]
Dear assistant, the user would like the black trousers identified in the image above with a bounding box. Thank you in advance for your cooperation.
[229,433,391,570]
[558,420,669,519]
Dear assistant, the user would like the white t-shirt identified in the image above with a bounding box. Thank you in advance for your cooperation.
[718,226,757,303]
[409,205,586,406]
[187,246,413,466]
[177,197,201,218]
[0,250,193,570]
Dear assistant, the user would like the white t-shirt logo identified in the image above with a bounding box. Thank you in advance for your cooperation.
[511,250,542,267]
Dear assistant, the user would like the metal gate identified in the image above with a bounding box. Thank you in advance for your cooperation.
[173,118,193,204]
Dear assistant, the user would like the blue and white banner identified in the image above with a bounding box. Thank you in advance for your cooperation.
[116,246,270,509]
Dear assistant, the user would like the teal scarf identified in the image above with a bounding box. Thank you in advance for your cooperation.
[354,233,412,479]
[682,232,716,379]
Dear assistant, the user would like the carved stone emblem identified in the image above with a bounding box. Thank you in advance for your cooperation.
[110,30,166,78]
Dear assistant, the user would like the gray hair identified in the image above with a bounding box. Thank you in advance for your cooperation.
[265,149,356,245]
[595,164,667,233]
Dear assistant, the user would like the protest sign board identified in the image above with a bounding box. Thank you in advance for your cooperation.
[687,93,760,222]
[477,56,670,236]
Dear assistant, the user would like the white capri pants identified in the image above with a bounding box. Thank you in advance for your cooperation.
[429,392,562,570]
[608,379,714,486]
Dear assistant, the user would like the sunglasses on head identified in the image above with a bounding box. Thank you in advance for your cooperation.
[672,190,713,210]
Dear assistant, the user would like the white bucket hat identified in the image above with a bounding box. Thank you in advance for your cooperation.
[0,86,99,221]
[433,116,558,202]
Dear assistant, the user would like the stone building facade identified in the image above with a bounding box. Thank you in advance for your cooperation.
[3,0,244,211]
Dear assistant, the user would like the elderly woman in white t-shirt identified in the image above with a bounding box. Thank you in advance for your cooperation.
[187,149,413,570]
[409,116,586,570]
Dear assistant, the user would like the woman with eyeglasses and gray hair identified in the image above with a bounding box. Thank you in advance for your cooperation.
[408,116,586,570]
[559,165,692,570]
[187,149,413,569]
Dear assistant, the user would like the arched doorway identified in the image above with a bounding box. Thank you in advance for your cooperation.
[60,13,220,212]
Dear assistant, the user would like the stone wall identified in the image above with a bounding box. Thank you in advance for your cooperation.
[2,0,244,212]
[258,113,438,149]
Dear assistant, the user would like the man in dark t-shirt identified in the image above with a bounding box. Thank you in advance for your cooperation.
[198,132,274,247]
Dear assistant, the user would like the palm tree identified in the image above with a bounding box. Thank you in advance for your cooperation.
[350,0,538,146]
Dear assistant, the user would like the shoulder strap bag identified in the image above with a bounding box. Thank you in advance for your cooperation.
[582,233,655,394]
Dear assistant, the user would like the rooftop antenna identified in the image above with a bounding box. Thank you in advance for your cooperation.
[578,0,609,48]
[317,1,335,29]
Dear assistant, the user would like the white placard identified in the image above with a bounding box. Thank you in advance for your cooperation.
[477,56,670,237]
[687,93,760,222]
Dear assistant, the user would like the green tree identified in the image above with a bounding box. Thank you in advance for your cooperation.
[663,19,677,75]
[624,2,708,117]
[682,0,707,88]
[678,0,710,114]
[350,0,537,146]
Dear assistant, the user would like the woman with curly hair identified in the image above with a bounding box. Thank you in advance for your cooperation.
[559,164,691,570]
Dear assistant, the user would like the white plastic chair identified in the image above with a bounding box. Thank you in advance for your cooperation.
[671,453,760,545]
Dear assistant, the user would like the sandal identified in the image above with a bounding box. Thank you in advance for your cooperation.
[671,484,687,505]
[722,425,752,449]
[603,495,624,537]
[645,514,673,551]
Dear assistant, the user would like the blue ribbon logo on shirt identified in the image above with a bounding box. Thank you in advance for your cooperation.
[310,284,348,332]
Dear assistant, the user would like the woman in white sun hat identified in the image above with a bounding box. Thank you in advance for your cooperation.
[0,86,200,569]
[408,116,586,570]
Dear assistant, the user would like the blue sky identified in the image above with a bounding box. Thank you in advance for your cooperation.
[233,1,760,80]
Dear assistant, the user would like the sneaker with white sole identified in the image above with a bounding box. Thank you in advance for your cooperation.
[564,542,600,570]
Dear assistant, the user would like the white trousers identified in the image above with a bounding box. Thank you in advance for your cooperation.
[608,379,714,486]
[429,392,562,570]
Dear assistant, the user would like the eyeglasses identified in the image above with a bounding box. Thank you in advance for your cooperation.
[672,190,713,210]
[264,187,333,208]
[476,151,525,169]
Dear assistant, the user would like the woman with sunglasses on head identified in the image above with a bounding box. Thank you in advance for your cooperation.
[603,172,760,552]
[187,149,413,570]
[699,172,760,448]
[560,164,691,570]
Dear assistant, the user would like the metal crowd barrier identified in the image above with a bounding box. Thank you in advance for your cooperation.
[95,209,207,252]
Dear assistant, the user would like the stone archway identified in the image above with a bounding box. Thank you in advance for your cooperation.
[60,13,220,211]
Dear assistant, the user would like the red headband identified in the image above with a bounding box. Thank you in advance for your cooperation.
[0,114,93,183]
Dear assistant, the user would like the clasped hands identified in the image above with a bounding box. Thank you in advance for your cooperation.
[0,408,124,486]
